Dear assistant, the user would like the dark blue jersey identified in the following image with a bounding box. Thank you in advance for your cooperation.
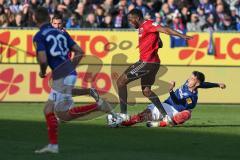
[164,81,198,112]
[33,23,76,76]
[164,81,220,112]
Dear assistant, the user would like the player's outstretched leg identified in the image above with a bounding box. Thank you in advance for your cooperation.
[172,110,191,125]
[35,101,59,154]
[72,87,99,102]
[146,110,191,127]
[121,109,152,126]
[142,87,167,117]
[117,74,128,114]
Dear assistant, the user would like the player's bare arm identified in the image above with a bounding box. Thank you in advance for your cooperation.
[37,51,48,78]
[169,81,176,92]
[70,44,84,68]
[157,26,192,40]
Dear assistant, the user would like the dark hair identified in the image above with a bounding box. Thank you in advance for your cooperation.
[128,9,143,19]
[52,14,63,21]
[192,71,205,84]
[34,7,50,24]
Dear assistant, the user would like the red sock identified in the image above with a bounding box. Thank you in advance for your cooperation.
[45,113,58,144]
[122,115,141,126]
[172,110,191,125]
[68,103,97,117]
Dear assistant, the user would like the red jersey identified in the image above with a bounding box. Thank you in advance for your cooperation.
[138,20,161,63]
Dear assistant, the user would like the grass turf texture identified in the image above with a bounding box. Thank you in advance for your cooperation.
[0,103,240,160]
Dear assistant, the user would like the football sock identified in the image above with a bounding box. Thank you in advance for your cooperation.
[45,113,58,144]
[172,110,191,124]
[148,92,167,116]
[68,103,97,118]
[122,115,140,126]
[118,85,128,114]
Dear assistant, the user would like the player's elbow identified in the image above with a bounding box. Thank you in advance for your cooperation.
[39,61,48,68]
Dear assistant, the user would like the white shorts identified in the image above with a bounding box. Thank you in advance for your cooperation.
[48,75,77,111]
[147,103,179,121]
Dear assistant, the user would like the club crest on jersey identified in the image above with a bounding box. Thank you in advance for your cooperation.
[186,98,192,104]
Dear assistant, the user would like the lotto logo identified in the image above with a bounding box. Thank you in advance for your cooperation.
[0,68,23,101]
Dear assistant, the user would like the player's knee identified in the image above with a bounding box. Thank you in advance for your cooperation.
[43,101,55,115]
[55,111,72,121]
[142,88,152,97]
[173,110,191,125]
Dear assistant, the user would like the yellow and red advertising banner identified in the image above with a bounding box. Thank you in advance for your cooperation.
[0,64,238,103]
[0,29,240,66]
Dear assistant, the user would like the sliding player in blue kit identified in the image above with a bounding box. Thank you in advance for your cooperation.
[118,71,226,127]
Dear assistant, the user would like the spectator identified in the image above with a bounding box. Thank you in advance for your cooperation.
[114,0,128,15]
[145,0,155,18]
[102,13,113,28]
[220,15,236,30]
[167,0,177,13]
[235,0,240,30]
[180,6,190,27]
[159,3,171,25]
[61,0,77,12]
[65,12,80,28]
[197,6,207,26]
[135,0,150,17]
[11,12,23,27]
[42,0,57,14]
[0,13,8,27]
[230,6,238,29]
[95,5,105,27]
[56,2,71,22]
[201,14,218,32]
[171,10,185,32]
[215,3,229,29]
[9,0,23,14]
[198,0,215,15]
[0,0,6,6]
[0,0,238,30]
[102,0,113,15]
[29,0,41,12]
[83,13,97,28]
[224,0,238,8]
[154,12,164,26]
[187,13,202,31]
[128,3,135,12]
[75,2,86,25]
[0,4,4,15]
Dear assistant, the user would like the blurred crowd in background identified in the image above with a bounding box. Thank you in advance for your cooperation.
[0,0,240,32]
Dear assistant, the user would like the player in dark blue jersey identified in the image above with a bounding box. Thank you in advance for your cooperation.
[33,7,113,154]
[117,71,226,127]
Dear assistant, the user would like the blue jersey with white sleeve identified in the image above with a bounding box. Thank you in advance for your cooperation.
[164,81,198,112]
[33,23,76,77]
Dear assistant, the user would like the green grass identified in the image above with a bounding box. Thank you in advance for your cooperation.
[0,103,240,160]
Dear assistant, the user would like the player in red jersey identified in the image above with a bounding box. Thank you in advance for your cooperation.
[116,9,192,121]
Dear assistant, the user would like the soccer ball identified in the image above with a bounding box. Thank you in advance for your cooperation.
[106,113,125,128]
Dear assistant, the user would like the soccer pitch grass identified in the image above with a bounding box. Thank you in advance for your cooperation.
[0,103,240,160]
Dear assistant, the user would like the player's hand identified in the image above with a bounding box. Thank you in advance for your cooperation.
[219,83,226,89]
[182,35,193,40]
[39,71,46,78]
[169,81,176,92]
